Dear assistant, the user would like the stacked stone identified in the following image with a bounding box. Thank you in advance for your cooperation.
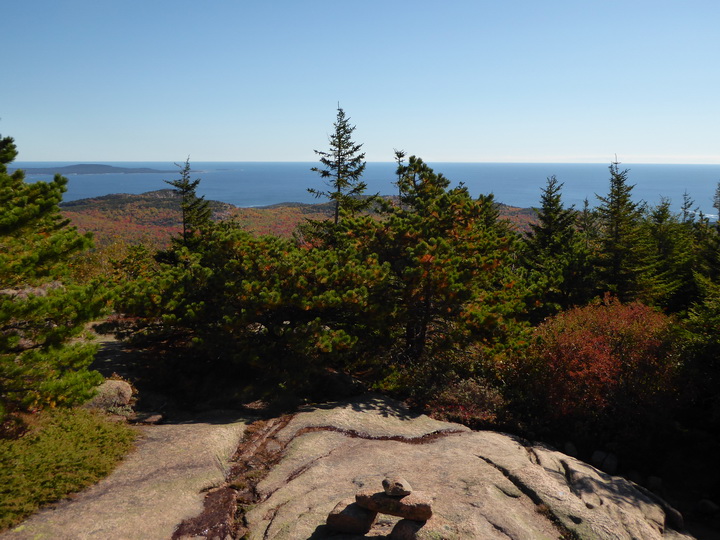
[326,475,433,538]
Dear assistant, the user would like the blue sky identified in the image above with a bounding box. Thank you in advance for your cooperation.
[2,0,719,163]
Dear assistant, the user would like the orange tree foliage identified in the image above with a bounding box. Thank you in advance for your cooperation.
[520,297,678,442]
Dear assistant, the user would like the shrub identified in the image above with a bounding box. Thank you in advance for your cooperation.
[427,377,508,430]
[524,297,678,441]
[0,408,135,531]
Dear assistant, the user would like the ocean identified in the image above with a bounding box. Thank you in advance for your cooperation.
[12,161,720,218]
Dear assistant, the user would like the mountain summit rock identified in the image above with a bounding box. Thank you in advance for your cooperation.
[236,395,693,539]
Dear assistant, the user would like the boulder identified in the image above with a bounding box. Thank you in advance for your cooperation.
[356,489,433,520]
[240,394,695,539]
[602,452,619,475]
[563,441,578,457]
[326,497,377,534]
[83,379,133,414]
[390,518,426,539]
[591,450,607,469]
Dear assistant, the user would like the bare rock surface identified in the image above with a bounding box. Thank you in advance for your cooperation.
[1,394,697,540]
[243,394,695,540]
[1,410,248,540]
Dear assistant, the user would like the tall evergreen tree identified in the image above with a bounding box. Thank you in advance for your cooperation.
[164,157,211,247]
[693,186,720,287]
[309,107,372,226]
[595,161,649,301]
[525,176,576,255]
[393,149,406,201]
[522,176,592,318]
[641,198,698,312]
[0,135,102,423]
[680,191,698,224]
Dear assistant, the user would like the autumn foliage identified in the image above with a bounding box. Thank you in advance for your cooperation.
[526,297,678,434]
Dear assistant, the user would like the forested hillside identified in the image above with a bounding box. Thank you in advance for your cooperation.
[60,190,536,246]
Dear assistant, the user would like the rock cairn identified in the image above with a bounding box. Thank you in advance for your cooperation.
[326,475,433,537]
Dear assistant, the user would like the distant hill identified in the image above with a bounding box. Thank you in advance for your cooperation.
[12,164,174,175]
[60,190,537,246]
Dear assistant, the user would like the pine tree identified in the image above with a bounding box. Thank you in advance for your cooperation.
[0,135,102,423]
[116,221,389,391]
[164,157,211,247]
[693,185,720,287]
[393,149,406,201]
[522,176,592,318]
[680,191,698,224]
[641,198,698,312]
[309,107,372,226]
[594,161,649,301]
[345,156,527,373]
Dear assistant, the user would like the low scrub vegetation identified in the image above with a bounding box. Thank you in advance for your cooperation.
[0,409,136,530]
[519,299,679,446]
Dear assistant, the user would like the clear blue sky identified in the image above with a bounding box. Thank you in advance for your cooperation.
[2,0,719,163]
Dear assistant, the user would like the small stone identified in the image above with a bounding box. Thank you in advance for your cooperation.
[601,453,618,475]
[356,489,432,521]
[563,442,578,457]
[327,498,377,534]
[383,475,413,497]
[697,499,720,515]
[390,518,426,539]
[664,505,684,530]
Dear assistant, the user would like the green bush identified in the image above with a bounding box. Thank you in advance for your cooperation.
[677,290,720,430]
[0,408,136,531]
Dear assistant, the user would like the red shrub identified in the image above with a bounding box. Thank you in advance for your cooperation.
[531,297,676,423]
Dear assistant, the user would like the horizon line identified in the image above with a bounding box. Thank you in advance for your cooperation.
[12,159,720,166]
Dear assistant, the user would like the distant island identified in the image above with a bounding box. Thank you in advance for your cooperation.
[12,164,175,175]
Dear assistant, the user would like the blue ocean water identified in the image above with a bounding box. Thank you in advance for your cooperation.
[13,161,720,218]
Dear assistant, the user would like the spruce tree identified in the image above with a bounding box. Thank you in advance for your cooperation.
[595,161,649,301]
[641,198,698,312]
[0,135,102,423]
[526,176,576,253]
[694,185,720,287]
[164,157,211,247]
[522,176,584,318]
[309,107,372,226]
